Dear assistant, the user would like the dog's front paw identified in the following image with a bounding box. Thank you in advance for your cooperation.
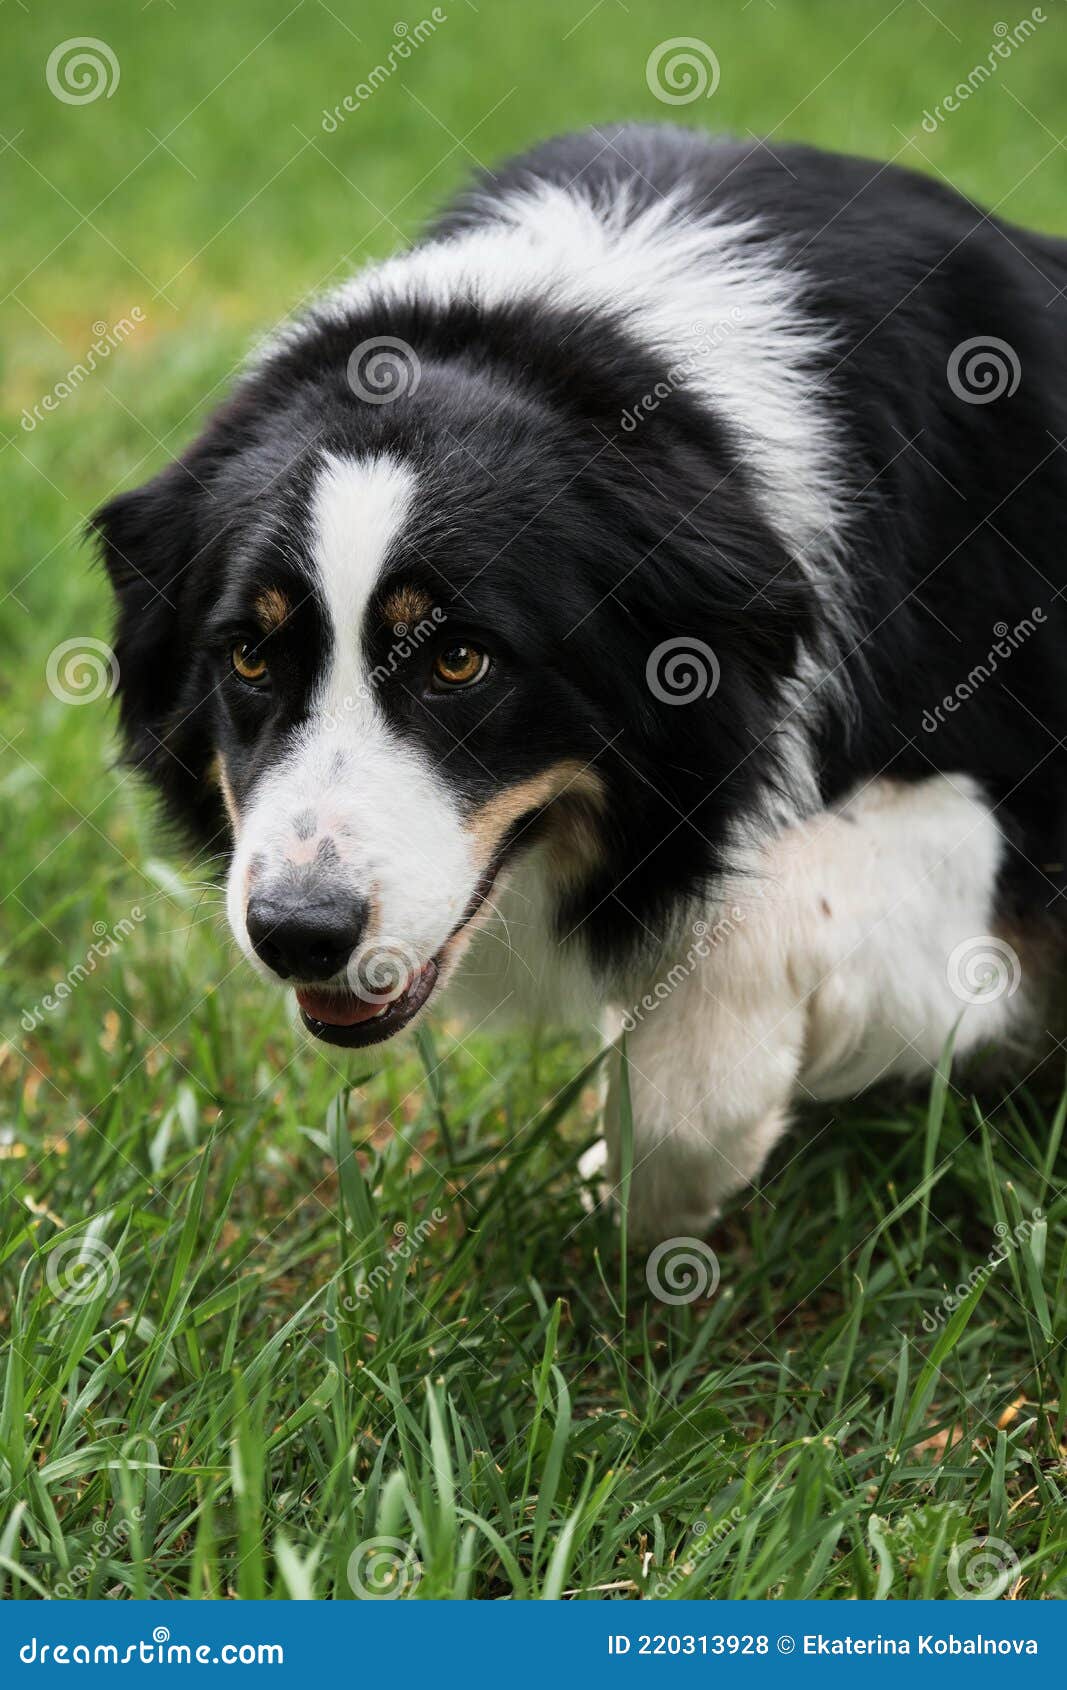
[578,1138,721,1241]
[623,1190,722,1247]
[576,1136,609,1215]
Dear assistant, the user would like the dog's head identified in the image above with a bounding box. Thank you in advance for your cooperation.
[93,299,815,1045]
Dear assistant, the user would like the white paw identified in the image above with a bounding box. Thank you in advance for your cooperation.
[577,1136,609,1214]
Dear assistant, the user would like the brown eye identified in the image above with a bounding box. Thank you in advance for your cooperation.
[432,643,489,689]
[232,642,269,685]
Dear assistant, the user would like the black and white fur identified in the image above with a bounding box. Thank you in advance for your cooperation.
[95,126,1067,1237]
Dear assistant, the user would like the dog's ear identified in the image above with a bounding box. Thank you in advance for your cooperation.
[90,456,218,836]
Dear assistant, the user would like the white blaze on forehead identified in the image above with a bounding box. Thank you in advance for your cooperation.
[310,451,417,690]
[226,447,481,980]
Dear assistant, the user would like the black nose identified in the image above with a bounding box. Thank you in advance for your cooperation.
[246,893,369,982]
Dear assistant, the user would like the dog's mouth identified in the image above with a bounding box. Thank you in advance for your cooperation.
[294,855,503,1050]
[296,958,440,1049]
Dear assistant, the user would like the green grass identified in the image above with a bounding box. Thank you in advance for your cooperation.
[3,0,1067,1601]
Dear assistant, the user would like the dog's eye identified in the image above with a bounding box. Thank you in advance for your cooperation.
[232,642,269,685]
[431,643,490,689]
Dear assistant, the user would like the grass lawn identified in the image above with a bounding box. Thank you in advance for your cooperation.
[2,0,1067,1600]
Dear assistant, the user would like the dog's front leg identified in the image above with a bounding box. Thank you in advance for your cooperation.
[602,775,1023,1241]
[603,910,807,1240]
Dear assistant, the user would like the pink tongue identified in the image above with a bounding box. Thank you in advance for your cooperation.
[295,986,398,1027]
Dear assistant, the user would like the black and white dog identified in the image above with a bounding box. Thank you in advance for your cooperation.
[95,127,1067,1236]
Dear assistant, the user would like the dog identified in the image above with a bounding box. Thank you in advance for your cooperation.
[94,126,1067,1238]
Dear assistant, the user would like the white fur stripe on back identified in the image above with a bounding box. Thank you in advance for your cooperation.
[283,183,848,568]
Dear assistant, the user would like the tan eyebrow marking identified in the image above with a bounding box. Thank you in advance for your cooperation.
[254,587,292,632]
[382,584,433,629]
